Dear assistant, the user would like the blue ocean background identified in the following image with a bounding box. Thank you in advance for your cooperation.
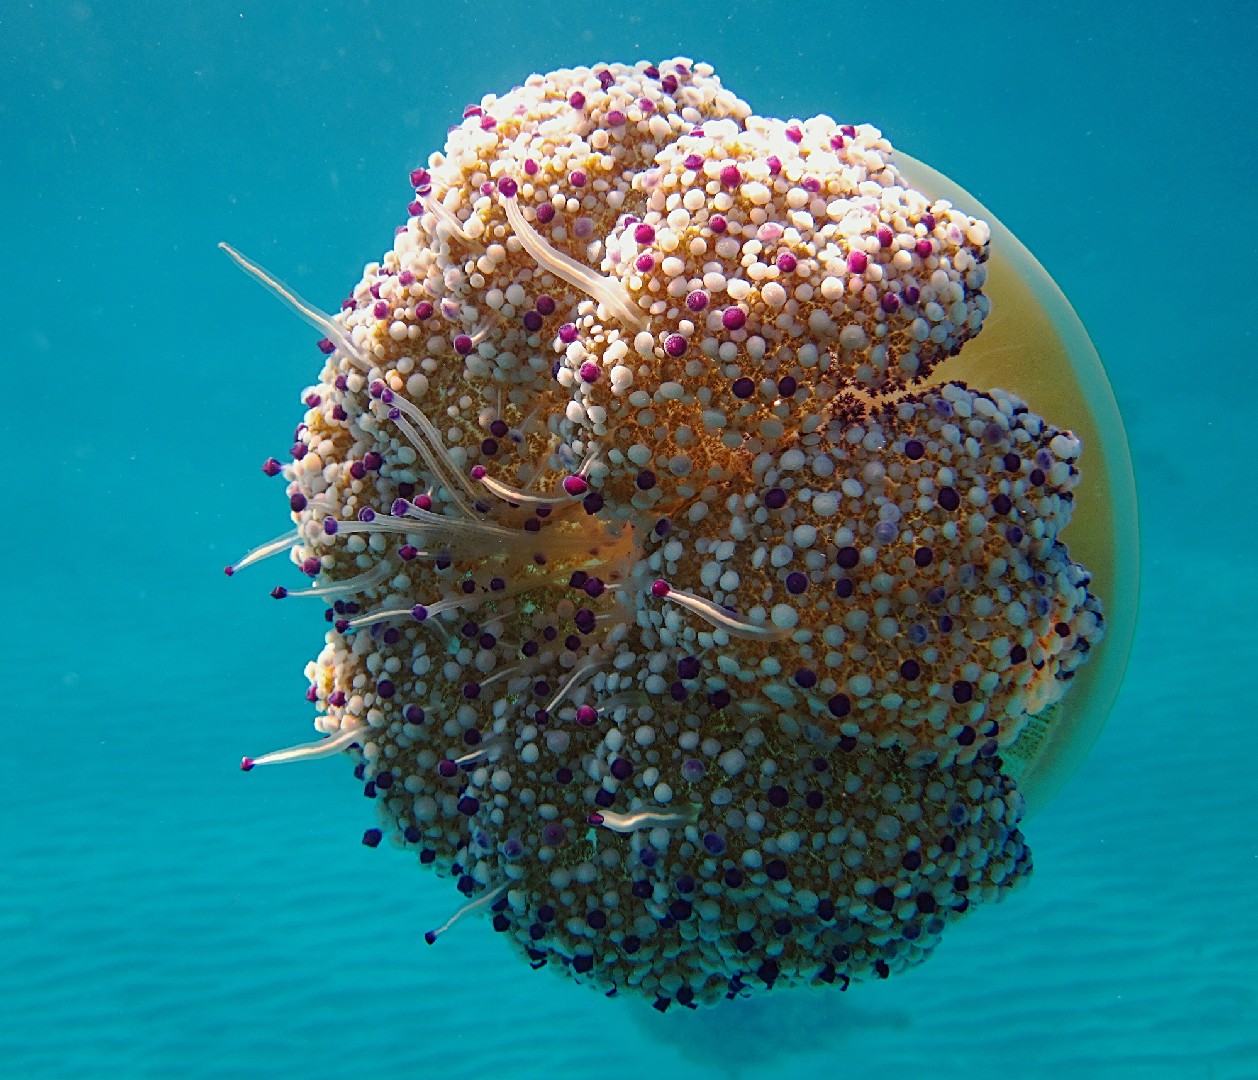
[2,2,1254,1077]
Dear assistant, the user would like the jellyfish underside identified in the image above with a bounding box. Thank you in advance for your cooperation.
[226,60,1139,1007]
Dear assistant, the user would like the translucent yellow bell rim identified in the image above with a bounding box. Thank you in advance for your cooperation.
[896,153,1140,818]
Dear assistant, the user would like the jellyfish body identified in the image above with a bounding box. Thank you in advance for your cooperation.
[227,59,1136,1008]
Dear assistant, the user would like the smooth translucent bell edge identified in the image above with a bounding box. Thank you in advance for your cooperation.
[896,153,1140,817]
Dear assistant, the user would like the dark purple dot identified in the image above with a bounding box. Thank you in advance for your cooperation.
[732,376,755,399]
[785,571,808,595]
[636,470,657,490]
[904,439,925,460]
[957,725,976,745]
[828,694,851,718]
[766,785,789,808]
[835,577,854,598]
[913,547,933,568]
[938,487,960,511]
[873,886,896,912]
[765,859,787,881]
[664,334,687,357]
[952,681,973,704]
[794,668,817,688]
[376,679,395,699]
[764,487,786,510]
[777,375,797,396]
[837,546,859,570]
[610,758,633,781]
[677,656,700,679]
[362,828,382,848]
[992,493,1012,515]
[899,659,920,680]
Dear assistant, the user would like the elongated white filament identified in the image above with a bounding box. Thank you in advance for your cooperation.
[228,529,299,573]
[588,803,700,833]
[346,565,574,631]
[282,558,395,599]
[242,724,366,770]
[218,243,369,369]
[380,393,482,518]
[425,883,507,945]
[662,587,792,641]
[452,739,507,767]
[543,660,600,715]
[502,196,648,332]
[423,194,472,241]
[474,471,579,507]
[474,448,600,507]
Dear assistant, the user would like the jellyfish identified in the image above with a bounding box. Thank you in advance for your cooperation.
[224,59,1137,1009]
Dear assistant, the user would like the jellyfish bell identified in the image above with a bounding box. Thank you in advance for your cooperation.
[894,153,1138,815]
[223,58,1137,1007]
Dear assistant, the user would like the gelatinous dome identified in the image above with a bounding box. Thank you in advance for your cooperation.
[226,58,1136,1009]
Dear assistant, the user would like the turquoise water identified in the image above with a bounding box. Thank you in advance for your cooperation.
[2,2,1255,1077]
